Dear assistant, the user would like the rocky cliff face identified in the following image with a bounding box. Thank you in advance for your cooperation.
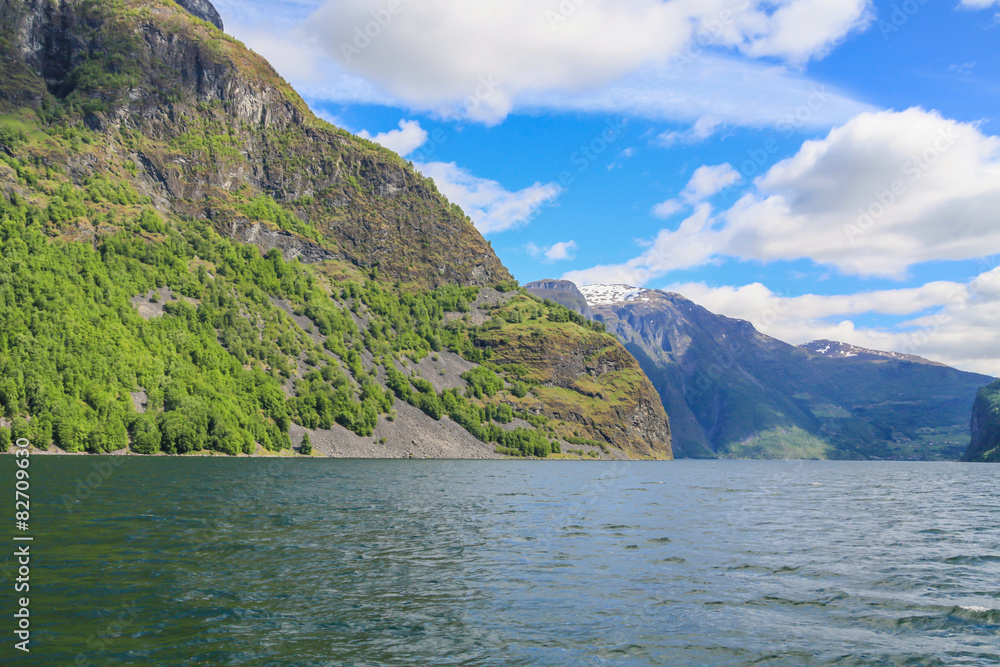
[524,280,595,319]
[965,380,1000,462]
[0,0,673,460]
[0,0,509,288]
[175,0,224,29]
[476,317,672,458]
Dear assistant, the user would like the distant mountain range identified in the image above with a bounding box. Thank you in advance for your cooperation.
[526,280,994,460]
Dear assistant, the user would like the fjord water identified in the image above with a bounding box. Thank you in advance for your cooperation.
[9,459,999,666]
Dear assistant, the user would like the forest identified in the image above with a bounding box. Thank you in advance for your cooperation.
[0,145,606,457]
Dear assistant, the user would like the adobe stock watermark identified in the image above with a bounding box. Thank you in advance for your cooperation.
[735,85,831,180]
[558,118,629,188]
[878,0,931,39]
[894,254,999,358]
[60,456,128,513]
[844,125,960,244]
[71,600,141,667]
[408,74,504,161]
[686,289,794,400]
[340,0,405,64]
[438,75,504,123]
[672,1,753,72]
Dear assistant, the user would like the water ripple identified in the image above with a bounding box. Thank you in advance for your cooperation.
[5,458,998,666]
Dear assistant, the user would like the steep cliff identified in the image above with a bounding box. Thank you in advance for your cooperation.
[473,293,671,458]
[174,0,223,29]
[0,0,671,459]
[0,0,509,288]
[964,380,1000,462]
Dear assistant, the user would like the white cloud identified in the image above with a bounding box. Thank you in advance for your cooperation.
[663,267,1000,375]
[607,147,637,170]
[719,108,1000,277]
[521,57,872,136]
[959,0,1000,8]
[684,163,742,202]
[656,117,722,147]
[415,162,563,234]
[358,119,428,156]
[573,108,1000,283]
[564,204,720,285]
[311,107,344,128]
[527,240,579,263]
[221,3,872,130]
[740,0,874,63]
[653,163,741,218]
[545,241,578,262]
[301,0,873,124]
[652,199,685,219]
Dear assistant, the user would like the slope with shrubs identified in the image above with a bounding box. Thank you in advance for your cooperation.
[0,0,671,459]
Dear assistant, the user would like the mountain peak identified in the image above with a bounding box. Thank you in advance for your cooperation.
[174,0,224,30]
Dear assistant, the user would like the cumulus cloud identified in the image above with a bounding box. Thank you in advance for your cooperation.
[564,204,720,286]
[653,163,741,218]
[358,119,428,156]
[302,0,873,123]
[740,0,873,62]
[652,199,685,219]
[572,108,1000,283]
[719,108,1000,277]
[220,3,872,130]
[664,267,1000,375]
[528,240,579,263]
[684,163,743,201]
[959,0,1000,8]
[416,162,563,234]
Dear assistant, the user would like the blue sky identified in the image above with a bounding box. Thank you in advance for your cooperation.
[213,0,1000,375]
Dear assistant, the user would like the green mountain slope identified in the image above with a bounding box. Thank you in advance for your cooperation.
[0,0,671,459]
[527,281,991,460]
[964,380,1000,462]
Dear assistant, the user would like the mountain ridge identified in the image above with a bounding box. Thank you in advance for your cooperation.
[527,279,992,460]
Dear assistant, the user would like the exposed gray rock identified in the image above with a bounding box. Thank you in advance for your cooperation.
[227,221,336,264]
[524,279,595,319]
[174,0,224,30]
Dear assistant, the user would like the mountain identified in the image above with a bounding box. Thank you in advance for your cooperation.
[0,0,671,459]
[520,279,595,319]
[964,380,1000,462]
[799,340,947,366]
[526,281,992,460]
[174,0,224,29]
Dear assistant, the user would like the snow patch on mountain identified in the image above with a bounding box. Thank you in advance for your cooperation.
[580,284,652,306]
[799,339,937,364]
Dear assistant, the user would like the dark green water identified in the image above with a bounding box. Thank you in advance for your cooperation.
[1,458,998,666]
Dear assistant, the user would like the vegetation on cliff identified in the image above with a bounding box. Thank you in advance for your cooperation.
[0,0,671,458]
[964,380,1000,462]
